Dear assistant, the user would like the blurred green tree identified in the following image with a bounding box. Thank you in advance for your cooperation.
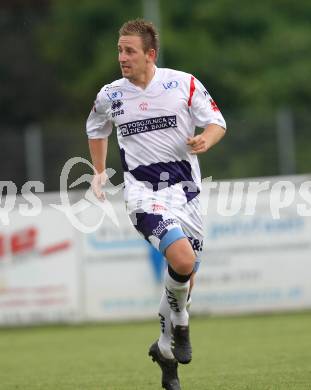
[36,0,311,181]
[1,0,310,186]
[37,0,311,115]
[161,0,311,114]
[38,0,142,117]
[0,1,62,130]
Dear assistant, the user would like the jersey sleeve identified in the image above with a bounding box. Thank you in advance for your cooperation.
[86,87,113,139]
[188,76,226,129]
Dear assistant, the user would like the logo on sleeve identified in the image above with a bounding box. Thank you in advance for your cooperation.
[111,100,123,110]
[107,91,123,100]
[111,100,124,117]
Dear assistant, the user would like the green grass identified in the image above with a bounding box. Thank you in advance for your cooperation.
[0,312,311,389]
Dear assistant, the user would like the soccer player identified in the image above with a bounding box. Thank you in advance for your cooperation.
[86,19,226,390]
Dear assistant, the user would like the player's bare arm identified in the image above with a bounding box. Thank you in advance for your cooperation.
[187,124,226,154]
[88,138,108,200]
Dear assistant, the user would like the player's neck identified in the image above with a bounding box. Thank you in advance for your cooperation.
[130,65,156,89]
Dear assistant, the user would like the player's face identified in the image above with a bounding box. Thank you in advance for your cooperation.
[118,35,154,82]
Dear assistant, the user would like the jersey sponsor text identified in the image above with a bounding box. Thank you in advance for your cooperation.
[119,115,177,137]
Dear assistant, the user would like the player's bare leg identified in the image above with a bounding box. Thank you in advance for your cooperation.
[166,238,195,275]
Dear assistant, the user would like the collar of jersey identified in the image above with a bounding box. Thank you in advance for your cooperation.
[123,66,159,92]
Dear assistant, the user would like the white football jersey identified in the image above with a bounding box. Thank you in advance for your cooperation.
[86,67,226,208]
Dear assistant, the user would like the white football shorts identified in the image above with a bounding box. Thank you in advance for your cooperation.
[127,194,203,272]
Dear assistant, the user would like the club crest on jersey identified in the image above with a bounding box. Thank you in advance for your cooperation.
[162,81,179,90]
[139,102,148,111]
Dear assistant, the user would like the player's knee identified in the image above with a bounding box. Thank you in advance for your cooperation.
[173,256,195,275]
[168,250,196,275]
[167,264,192,283]
[165,237,196,275]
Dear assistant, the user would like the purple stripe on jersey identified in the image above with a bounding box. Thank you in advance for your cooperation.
[131,211,167,241]
[119,148,129,172]
[184,183,200,202]
[129,160,200,202]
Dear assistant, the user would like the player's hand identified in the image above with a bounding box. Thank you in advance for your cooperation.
[91,171,107,201]
[187,135,211,154]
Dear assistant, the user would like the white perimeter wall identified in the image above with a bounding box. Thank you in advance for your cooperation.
[0,175,310,325]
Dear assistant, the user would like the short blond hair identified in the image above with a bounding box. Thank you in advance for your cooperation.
[119,18,159,55]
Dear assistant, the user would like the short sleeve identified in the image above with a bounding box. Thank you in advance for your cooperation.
[86,87,113,139]
[188,76,226,129]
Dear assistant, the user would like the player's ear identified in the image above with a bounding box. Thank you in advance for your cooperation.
[147,48,157,62]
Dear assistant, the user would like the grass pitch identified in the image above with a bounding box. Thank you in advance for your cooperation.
[0,312,311,390]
